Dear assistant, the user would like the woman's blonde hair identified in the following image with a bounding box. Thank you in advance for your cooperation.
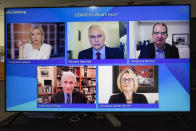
[29,26,45,44]
[117,68,139,93]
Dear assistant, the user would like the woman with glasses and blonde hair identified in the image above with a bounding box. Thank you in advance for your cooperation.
[18,26,52,60]
[109,68,148,104]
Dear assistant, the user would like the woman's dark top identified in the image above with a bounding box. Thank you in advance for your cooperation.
[108,93,148,104]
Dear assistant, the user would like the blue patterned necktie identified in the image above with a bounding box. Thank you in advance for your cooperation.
[66,94,70,104]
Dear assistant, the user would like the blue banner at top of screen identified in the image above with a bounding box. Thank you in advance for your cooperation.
[5,5,190,23]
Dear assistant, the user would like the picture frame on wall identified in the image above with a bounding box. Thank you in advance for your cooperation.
[41,70,49,77]
[172,33,189,46]
[113,66,158,93]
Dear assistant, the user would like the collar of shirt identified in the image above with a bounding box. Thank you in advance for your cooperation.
[93,46,105,59]
[154,44,165,59]
[64,92,72,104]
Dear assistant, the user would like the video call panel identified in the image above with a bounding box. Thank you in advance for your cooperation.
[5,5,190,112]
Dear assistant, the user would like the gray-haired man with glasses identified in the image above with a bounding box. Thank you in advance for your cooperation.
[78,24,124,59]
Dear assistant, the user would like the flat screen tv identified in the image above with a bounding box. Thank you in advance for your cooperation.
[5,5,190,112]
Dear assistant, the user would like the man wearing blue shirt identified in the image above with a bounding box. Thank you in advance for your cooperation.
[78,24,124,59]
[51,72,87,104]
[138,22,179,59]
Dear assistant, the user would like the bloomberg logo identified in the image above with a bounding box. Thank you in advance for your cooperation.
[6,10,27,14]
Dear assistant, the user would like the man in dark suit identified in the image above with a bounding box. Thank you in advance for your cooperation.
[78,25,124,59]
[51,72,87,104]
[139,22,179,59]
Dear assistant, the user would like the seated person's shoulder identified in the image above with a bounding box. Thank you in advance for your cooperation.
[109,93,118,99]
[134,93,148,103]
[138,43,154,59]
[142,43,154,49]
[73,91,87,103]
[51,91,63,97]
[74,91,86,98]
[79,47,92,53]
[165,43,179,55]
[106,47,124,59]
[134,93,145,98]
[108,93,122,103]
[50,91,64,103]
[165,43,177,49]
[107,46,120,51]
[74,91,83,95]
[78,47,92,59]
[41,43,52,49]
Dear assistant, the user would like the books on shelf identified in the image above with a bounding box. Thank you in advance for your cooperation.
[38,66,97,104]
[87,68,96,78]
[81,67,96,78]
[37,95,51,103]
[37,85,54,95]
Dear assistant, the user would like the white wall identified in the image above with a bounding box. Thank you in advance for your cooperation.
[68,22,120,59]
[98,66,113,103]
[130,21,190,58]
[129,22,135,58]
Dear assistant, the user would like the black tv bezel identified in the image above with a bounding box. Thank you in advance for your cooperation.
[4,4,191,113]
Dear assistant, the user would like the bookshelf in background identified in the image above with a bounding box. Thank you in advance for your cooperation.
[37,66,55,104]
[37,66,96,104]
[37,81,53,103]
[81,66,96,103]
[56,66,96,103]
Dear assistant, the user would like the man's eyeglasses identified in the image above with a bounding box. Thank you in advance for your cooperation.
[89,34,103,39]
[64,81,74,85]
[153,32,167,36]
[121,78,134,83]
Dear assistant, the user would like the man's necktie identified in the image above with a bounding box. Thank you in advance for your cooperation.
[96,51,100,59]
[66,94,71,104]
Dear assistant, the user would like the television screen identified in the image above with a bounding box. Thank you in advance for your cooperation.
[5,5,190,112]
